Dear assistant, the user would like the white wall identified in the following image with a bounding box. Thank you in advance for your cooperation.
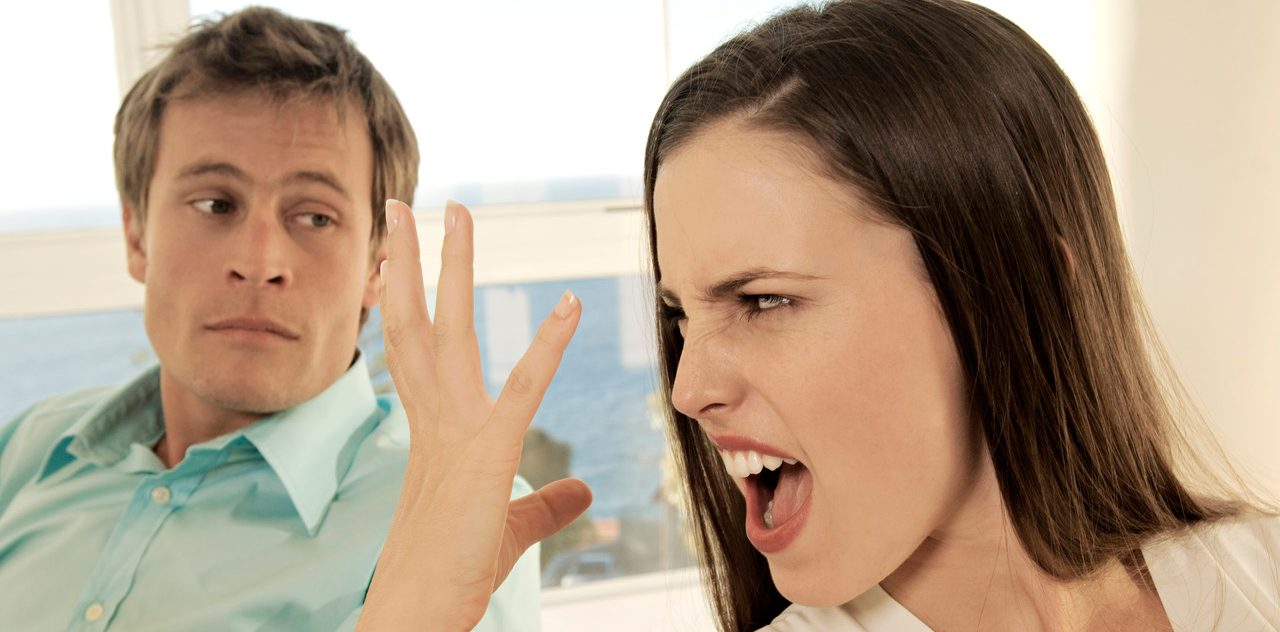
[1121,0,1280,496]
[974,0,1279,496]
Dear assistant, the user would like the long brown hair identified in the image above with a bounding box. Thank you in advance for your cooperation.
[643,1,1247,629]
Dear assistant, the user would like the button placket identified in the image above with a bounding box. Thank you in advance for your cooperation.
[64,455,225,631]
[83,602,105,622]
[149,485,171,505]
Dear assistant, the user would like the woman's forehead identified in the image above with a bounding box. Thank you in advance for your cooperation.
[653,124,871,286]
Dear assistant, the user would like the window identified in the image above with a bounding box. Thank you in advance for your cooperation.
[0,2,121,232]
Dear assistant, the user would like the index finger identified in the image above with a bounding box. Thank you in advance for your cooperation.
[480,290,582,453]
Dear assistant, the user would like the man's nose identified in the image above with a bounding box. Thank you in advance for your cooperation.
[226,213,290,288]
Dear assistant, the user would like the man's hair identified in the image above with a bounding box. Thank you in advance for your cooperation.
[114,6,418,251]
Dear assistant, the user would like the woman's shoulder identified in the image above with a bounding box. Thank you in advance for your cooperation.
[755,603,866,632]
[1150,511,1280,574]
[1144,511,1280,630]
[755,585,932,632]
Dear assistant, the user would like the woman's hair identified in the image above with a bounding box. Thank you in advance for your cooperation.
[643,1,1248,629]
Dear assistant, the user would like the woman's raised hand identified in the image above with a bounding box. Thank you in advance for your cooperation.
[358,199,593,631]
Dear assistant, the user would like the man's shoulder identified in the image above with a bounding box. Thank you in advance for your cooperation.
[0,385,123,500]
[2,385,120,454]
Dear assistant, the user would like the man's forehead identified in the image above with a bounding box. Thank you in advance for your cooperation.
[154,91,373,188]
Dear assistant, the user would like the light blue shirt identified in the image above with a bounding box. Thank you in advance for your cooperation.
[0,357,540,631]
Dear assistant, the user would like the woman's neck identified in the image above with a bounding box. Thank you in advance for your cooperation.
[865,462,1172,632]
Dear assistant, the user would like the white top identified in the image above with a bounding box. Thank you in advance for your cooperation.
[759,514,1280,631]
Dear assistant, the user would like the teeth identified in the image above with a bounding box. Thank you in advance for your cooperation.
[764,500,775,529]
[716,448,796,479]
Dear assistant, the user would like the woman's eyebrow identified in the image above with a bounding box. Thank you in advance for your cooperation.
[658,268,826,306]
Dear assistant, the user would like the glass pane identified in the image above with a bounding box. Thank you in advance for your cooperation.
[1,274,690,585]
[189,0,666,207]
[0,2,122,233]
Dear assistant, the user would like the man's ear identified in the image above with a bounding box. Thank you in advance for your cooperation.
[362,240,387,309]
[123,203,147,284]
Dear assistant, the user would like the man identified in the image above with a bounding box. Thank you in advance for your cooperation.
[0,8,539,630]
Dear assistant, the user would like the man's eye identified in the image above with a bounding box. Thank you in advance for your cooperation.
[193,199,233,215]
[296,213,334,228]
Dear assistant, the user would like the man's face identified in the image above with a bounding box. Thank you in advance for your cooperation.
[125,91,380,415]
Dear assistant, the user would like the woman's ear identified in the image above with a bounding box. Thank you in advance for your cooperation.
[1056,235,1076,279]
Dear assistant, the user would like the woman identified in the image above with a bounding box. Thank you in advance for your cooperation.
[359,1,1278,630]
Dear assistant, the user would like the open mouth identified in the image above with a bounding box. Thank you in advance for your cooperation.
[717,448,813,543]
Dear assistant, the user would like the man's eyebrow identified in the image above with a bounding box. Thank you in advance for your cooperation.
[176,162,350,198]
[177,161,250,181]
[284,170,350,198]
[658,268,825,307]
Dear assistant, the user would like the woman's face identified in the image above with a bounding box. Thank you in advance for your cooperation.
[654,120,981,606]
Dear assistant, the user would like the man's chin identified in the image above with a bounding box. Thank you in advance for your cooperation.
[187,372,320,416]
[199,386,304,416]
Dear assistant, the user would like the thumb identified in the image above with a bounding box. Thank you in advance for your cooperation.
[494,478,593,589]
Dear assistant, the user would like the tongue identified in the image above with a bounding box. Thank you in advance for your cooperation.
[769,463,812,526]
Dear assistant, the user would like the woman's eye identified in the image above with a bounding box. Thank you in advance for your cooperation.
[192,199,233,215]
[752,295,791,311]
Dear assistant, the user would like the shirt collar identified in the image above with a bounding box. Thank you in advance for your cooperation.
[240,356,379,535]
[39,366,165,480]
[38,356,380,536]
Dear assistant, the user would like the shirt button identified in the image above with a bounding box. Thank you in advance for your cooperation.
[84,602,105,622]
[150,485,172,505]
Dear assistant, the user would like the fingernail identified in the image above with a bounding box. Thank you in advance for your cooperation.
[379,259,387,284]
[553,290,577,319]
[444,200,459,234]
[385,199,400,234]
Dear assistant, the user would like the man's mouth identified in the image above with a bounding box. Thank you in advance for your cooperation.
[205,316,300,340]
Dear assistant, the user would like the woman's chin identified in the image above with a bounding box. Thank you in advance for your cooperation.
[770,560,874,608]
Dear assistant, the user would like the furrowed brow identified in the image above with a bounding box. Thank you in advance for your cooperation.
[659,268,824,307]
[702,268,824,302]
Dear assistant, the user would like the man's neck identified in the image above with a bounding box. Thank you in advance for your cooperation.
[153,369,268,469]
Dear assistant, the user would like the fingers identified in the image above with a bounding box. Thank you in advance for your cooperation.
[379,199,438,416]
[495,478,594,589]
[510,479,593,541]
[432,201,486,402]
[482,290,581,451]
